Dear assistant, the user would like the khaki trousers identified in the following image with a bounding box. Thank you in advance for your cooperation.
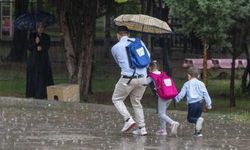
[112,77,146,127]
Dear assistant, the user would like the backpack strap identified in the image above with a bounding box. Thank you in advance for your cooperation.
[126,38,137,69]
[126,38,136,85]
[125,38,148,85]
[126,69,136,84]
[125,45,133,69]
[161,71,168,78]
[127,38,136,42]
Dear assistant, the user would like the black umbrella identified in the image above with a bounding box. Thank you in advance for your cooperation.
[14,11,56,31]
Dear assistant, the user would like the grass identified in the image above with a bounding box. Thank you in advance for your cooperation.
[0,75,250,123]
[47,31,62,40]
[0,79,25,97]
[0,60,249,123]
[0,44,10,58]
[0,79,67,97]
[0,74,248,100]
[94,78,250,115]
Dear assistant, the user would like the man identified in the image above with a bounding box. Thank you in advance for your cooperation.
[111,26,150,136]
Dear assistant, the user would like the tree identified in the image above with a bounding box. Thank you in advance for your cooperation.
[101,0,116,58]
[140,0,153,51]
[54,0,114,101]
[164,0,232,85]
[55,0,97,101]
[152,0,171,75]
[227,0,250,104]
[242,39,250,95]
[235,1,250,96]
[165,0,250,107]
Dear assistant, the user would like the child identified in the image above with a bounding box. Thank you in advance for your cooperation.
[145,60,179,136]
[175,67,212,137]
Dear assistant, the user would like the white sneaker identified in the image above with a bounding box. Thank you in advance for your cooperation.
[121,118,136,132]
[156,129,167,136]
[194,131,203,137]
[170,122,180,135]
[196,117,204,132]
[132,127,147,136]
[196,133,203,137]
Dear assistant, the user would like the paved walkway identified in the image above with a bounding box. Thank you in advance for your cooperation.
[0,97,250,150]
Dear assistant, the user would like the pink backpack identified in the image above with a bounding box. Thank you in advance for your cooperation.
[148,71,178,100]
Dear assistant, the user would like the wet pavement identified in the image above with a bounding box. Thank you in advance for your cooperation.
[0,97,250,150]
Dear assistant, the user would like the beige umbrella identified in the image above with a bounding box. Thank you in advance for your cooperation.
[114,14,172,34]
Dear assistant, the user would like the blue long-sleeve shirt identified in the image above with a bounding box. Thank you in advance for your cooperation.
[111,36,150,77]
[175,78,212,106]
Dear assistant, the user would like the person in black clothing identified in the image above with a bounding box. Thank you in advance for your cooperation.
[26,22,54,99]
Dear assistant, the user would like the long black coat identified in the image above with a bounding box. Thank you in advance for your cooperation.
[26,32,54,99]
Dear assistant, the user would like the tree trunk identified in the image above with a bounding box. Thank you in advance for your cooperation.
[79,0,97,100]
[78,32,95,100]
[230,24,248,106]
[140,0,152,51]
[241,26,250,94]
[154,0,170,74]
[230,53,236,107]
[202,39,208,85]
[161,37,171,75]
[229,28,240,107]
[104,14,111,58]
[241,57,250,94]
[246,62,250,95]
[7,0,29,62]
[58,7,77,83]
[88,57,94,95]
[58,0,97,101]
[201,39,209,111]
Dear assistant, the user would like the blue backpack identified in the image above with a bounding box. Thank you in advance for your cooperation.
[126,38,151,69]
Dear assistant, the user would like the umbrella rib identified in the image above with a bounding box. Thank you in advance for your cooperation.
[114,14,172,34]
[116,21,172,33]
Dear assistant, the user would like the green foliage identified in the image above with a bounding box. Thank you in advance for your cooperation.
[230,0,250,20]
[115,0,128,4]
[114,0,141,15]
[164,0,234,46]
[165,0,250,47]
[43,0,57,13]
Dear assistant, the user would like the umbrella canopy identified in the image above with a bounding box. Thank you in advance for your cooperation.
[114,14,172,34]
[14,11,56,31]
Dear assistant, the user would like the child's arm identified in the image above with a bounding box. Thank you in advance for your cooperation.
[174,84,187,103]
[200,83,212,109]
[143,77,153,86]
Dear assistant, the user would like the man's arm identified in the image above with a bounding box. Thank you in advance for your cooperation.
[111,46,118,64]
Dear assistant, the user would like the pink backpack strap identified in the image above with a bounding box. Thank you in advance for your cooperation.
[160,71,168,78]
[148,72,160,81]
[149,72,169,80]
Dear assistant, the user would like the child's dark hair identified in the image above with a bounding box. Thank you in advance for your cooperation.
[187,67,200,78]
[149,60,158,68]
[117,26,130,35]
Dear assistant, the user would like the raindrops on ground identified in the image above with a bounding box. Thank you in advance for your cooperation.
[0,97,250,149]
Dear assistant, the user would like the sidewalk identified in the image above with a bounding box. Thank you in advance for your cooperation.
[0,97,250,150]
